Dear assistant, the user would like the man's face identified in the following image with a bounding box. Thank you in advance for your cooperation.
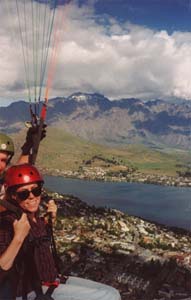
[0,152,9,174]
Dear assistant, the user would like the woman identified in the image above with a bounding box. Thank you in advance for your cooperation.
[0,164,121,300]
[0,163,57,300]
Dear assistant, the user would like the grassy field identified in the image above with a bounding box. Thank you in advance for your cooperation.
[12,127,191,176]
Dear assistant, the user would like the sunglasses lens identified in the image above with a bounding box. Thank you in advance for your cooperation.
[16,186,42,201]
[17,190,30,201]
[31,186,42,197]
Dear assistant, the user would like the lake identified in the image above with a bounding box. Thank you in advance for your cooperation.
[44,176,191,231]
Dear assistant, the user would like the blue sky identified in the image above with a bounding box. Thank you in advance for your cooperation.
[1,0,191,105]
[94,0,191,32]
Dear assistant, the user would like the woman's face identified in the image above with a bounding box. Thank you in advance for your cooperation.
[0,151,9,174]
[13,183,41,213]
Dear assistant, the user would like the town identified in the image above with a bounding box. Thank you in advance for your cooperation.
[45,191,191,300]
[42,164,191,188]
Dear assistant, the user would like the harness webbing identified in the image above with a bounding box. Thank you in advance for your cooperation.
[0,200,22,219]
[30,101,47,165]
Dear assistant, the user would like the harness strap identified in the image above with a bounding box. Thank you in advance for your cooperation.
[0,200,22,219]
[30,102,47,165]
[43,280,59,299]
[45,286,57,299]
[22,227,59,300]
[23,243,44,300]
[42,192,63,274]
[42,280,59,287]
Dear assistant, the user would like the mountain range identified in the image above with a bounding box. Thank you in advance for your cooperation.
[1,92,191,149]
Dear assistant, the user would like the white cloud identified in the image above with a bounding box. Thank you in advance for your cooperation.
[1,0,191,106]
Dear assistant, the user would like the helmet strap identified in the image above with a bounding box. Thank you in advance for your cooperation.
[7,154,13,165]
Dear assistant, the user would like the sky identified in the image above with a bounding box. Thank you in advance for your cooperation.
[1,0,191,105]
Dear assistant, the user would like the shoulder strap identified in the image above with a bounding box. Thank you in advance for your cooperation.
[46,217,62,275]
[0,200,22,219]
[41,192,63,274]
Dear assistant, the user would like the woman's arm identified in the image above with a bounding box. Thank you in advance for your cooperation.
[0,213,30,271]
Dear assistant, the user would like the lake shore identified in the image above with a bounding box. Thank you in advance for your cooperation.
[41,166,191,188]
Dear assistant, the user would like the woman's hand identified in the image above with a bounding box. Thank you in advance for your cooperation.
[13,213,31,243]
[0,214,30,271]
[46,200,57,223]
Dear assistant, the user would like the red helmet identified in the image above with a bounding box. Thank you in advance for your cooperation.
[4,164,44,188]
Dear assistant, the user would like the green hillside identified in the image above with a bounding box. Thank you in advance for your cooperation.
[12,127,191,176]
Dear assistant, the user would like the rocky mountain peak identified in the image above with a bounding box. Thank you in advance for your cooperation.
[68,92,108,103]
[1,93,191,149]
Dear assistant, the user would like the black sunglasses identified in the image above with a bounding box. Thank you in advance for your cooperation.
[15,186,42,201]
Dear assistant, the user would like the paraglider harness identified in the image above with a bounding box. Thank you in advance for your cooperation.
[0,195,64,300]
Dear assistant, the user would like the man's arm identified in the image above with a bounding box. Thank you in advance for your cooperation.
[17,124,46,165]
